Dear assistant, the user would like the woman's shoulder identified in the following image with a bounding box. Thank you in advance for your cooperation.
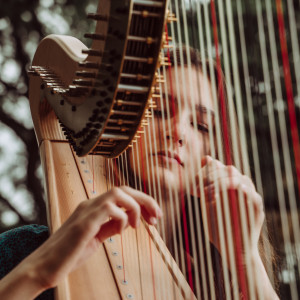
[0,225,49,278]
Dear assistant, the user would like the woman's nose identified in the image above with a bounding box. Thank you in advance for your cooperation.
[166,119,186,147]
[166,134,184,146]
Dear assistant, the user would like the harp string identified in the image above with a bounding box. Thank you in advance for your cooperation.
[179,0,233,295]
[92,154,95,194]
[165,30,196,294]
[220,0,264,298]
[211,4,243,298]
[255,0,299,299]
[170,1,231,298]
[236,1,275,297]
[212,0,253,297]
[137,128,158,298]
[287,0,300,103]
[265,0,300,283]
[148,120,176,300]
[149,90,182,300]
[162,18,188,283]
[130,140,147,299]
[161,65,188,286]
[213,3,255,296]
[193,3,242,299]
[129,144,145,299]
[148,105,166,244]
[130,144,138,190]
[157,65,183,272]
[144,121,169,300]
[182,0,254,296]
[194,4,225,299]
[174,4,210,298]
[120,153,126,186]
[146,117,158,206]
[169,3,216,298]
[202,2,242,297]
[142,127,152,197]
[275,0,300,195]
[209,2,248,299]
[167,3,207,298]
[134,139,142,194]
[141,123,159,299]
[113,158,127,283]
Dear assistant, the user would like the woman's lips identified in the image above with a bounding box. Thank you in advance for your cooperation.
[155,151,184,166]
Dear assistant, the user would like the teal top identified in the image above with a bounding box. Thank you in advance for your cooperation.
[0,225,54,299]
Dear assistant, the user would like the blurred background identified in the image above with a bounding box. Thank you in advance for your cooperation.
[0,0,299,298]
[0,0,96,230]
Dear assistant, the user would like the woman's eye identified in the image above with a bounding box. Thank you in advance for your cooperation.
[198,124,209,133]
[191,122,209,133]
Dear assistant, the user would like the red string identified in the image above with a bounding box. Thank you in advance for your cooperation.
[120,235,126,282]
[210,1,248,298]
[92,155,95,194]
[113,159,127,282]
[275,0,300,199]
[164,25,195,298]
[138,137,157,300]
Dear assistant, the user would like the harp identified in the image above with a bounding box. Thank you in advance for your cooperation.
[28,0,300,299]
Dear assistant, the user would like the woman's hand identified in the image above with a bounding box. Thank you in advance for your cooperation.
[195,155,264,259]
[195,156,279,299]
[0,186,162,299]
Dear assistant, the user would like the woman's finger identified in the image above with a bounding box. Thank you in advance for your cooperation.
[96,202,129,242]
[119,186,163,222]
[202,165,241,186]
[106,187,141,228]
[96,218,128,243]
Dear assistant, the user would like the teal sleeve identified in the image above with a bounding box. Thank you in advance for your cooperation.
[0,225,54,300]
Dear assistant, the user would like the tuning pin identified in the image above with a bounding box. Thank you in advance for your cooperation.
[27,69,39,76]
[72,79,93,86]
[167,12,177,23]
[152,86,161,93]
[78,61,100,69]
[75,71,97,78]
[87,13,109,21]
[155,78,165,83]
[132,10,160,18]
[68,85,89,96]
[127,35,157,45]
[163,44,174,49]
[84,33,106,41]
[82,49,103,57]
[124,56,154,64]
[140,10,149,18]
[159,61,172,67]
[155,73,164,79]
[151,93,161,98]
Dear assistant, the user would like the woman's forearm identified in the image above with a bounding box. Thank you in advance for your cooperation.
[0,256,44,300]
[0,187,161,299]
[251,252,279,300]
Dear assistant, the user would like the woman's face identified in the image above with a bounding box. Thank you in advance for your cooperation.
[130,66,215,195]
